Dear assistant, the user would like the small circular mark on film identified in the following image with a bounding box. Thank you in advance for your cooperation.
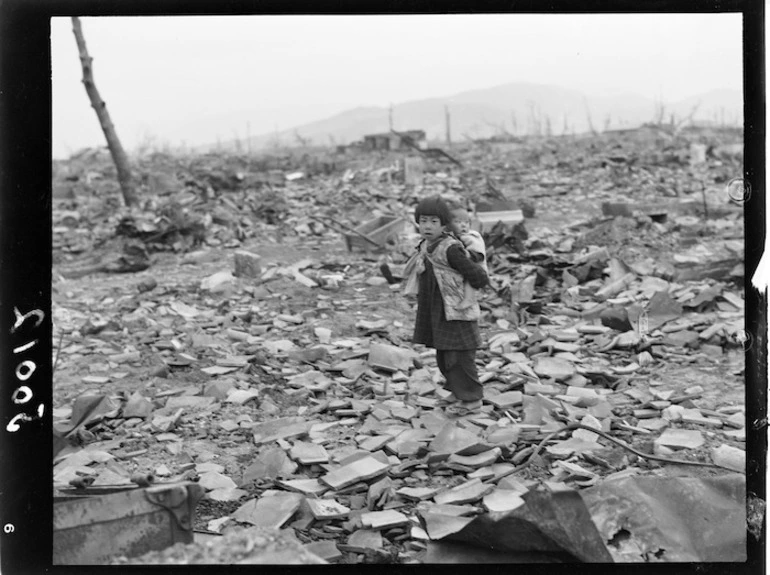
[726,178,751,204]
[728,328,753,351]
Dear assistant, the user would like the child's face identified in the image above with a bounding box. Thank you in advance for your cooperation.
[418,215,446,242]
[450,211,471,235]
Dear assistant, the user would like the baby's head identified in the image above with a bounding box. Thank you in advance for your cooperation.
[449,207,472,236]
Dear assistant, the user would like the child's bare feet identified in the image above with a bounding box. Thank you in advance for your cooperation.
[435,393,458,407]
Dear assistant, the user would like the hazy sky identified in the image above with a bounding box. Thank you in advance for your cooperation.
[51,13,743,158]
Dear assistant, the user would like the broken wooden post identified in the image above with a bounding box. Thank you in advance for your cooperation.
[71,17,139,208]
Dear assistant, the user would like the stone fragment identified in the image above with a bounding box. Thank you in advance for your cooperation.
[553,460,597,478]
[646,291,684,331]
[358,435,394,452]
[637,418,669,432]
[203,379,236,400]
[208,488,249,502]
[242,448,297,483]
[482,489,526,514]
[290,442,329,465]
[545,437,602,457]
[711,445,745,472]
[600,307,632,332]
[196,462,225,473]
[234,250,262,278]
[588,400,613,419]
[225,389,260,405]
[662,330,700,348]
[485,391,523,409]
[655,429,704,450]
[633,409,660,419]
[723,428,746,442]
[305,498,350,520]
[201,365,239,376]
[391,405,418,422]
[82,375,110,384]
[276,478,329,496]
[397,486,440,501]
[421,512,474,540]
[108,351,141,363]
[232,493,303,529]
[303,541,342,562]
[485,426,520,446]
[417,503,479,517]
[662,405,685,421]
[360,509,409,530]
[368,342,417,372]
[321,456,390,490]
[572,414,603,443]
[681,409,723,428]
[496,476,531,494]
[566,386,599,399]
[151,408,184,432]
[429,423,489,456]
[726,412,745,428]
[447,448,501,470]
[533,357,576,381]
[253,417,312,445]
[123,392,153,419]
[200,270,235,292]
[434,479,494,505]
[345,529,383,552]
[524,382,559,396]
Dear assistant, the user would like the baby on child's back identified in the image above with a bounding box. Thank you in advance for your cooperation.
[448,207,487,309]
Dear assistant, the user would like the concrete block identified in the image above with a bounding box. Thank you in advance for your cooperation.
[234,250,262,278]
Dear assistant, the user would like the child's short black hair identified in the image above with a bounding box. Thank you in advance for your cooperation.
[414,196,451,225]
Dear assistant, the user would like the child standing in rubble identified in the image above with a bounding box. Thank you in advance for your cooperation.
[410,196,489,415]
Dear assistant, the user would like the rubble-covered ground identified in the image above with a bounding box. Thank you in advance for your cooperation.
[51,124,747,564]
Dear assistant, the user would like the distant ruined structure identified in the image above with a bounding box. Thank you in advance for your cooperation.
[362,130,427,151]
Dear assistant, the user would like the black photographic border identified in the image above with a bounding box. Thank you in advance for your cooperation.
[0,1,763,574]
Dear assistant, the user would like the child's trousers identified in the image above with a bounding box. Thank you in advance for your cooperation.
[435,349,483,401]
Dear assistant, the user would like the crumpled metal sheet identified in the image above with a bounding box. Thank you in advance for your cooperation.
[581,473,746,562]
[432,488,614,562]
[426,474,746,564]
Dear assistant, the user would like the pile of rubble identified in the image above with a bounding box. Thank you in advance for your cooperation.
[52,125,747,564]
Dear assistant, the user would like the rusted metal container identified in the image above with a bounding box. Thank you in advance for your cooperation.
[53,481,203,565]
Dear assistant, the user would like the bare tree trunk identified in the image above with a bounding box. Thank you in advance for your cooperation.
[71,17,139,207]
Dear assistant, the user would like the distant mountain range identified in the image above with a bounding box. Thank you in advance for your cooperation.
[199,83,742,152]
